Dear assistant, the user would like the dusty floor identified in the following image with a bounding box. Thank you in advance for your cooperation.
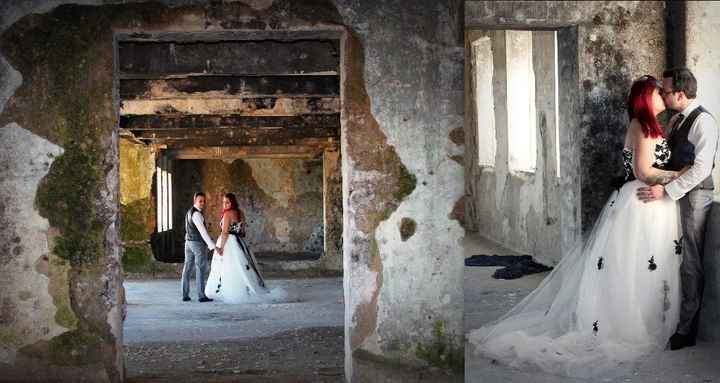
[123,277,344,382]
[464,234,720,383]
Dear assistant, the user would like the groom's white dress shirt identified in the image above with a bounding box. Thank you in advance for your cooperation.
[665,99,719,200]
[192,204,216,250]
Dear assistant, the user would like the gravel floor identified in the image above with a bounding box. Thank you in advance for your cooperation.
[123,277,344,382]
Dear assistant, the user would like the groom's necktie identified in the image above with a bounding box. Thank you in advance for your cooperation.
[670,113,685,136]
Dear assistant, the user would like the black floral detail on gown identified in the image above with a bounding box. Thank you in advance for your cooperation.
[229,221,266,288]
[648,256,657,271]
[622,139,671,183]
[674,238,683,255]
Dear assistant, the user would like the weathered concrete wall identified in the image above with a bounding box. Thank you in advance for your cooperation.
[0,4,127,380]
[172,158,325,256]
[337,0,465,377]
[0,1,464,381]
[686,1,720,341]
[323,149,343,271]
[464,29,563,265]
[465,1,666,264]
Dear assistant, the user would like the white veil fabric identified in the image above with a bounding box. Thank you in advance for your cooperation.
[469,179,681,378]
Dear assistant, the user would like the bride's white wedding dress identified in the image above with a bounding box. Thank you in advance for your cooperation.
[469,139,682,378]
[205,220,287,303]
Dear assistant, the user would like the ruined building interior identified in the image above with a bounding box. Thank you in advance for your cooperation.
[0,1,719,382]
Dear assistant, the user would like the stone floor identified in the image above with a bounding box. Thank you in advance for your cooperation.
[464,233,720,383]
[123,277,344,382]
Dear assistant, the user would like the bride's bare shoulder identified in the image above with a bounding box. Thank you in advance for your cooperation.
[628,118,643,131]
[222,209,239,222]
[624,118,642,148]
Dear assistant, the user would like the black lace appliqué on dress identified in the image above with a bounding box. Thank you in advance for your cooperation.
[622,139,671,183]
[674,238,683,255]
[648,256,657,271]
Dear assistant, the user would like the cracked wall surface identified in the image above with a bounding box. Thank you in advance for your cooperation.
[0,0,464,381]
[0,125,66,366]
[337,0,465,375]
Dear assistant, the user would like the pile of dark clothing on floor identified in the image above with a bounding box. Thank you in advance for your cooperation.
[465,254,553,279]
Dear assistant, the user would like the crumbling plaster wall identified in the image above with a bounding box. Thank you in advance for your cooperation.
[0,0,465,381]
[172,158,325,256]
[465,1,666,264]
[336,0,465,376]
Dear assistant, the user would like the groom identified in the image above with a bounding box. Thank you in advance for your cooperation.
[181,192,216,302]
[638,67,718,349]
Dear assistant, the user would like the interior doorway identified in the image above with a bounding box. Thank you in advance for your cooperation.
[116,30,345,382]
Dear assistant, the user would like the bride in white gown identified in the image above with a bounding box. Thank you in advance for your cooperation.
[205,193,287,304]
[469,75,686,378]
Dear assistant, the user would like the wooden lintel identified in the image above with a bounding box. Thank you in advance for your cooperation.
[121,114,340,131]
[164,144,333,159]
[115,30,343,43]
[119,75,340,99]
[152,137,336,149]
[118,40,340,77]
[119,96,340,116]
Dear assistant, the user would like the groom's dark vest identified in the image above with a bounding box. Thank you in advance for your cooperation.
[666,105,715,190]
[185,207,203,242]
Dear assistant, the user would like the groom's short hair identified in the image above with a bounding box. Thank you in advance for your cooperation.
[663,67,697,99]
[193,192,206,200]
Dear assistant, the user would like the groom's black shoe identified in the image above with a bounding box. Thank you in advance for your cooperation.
[182,297,191,302]
[199,297,214,303]
[669,332,695,350]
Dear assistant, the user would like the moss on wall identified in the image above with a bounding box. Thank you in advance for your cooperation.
[118,139,157,276]
[0,4,130,379]
[119,140,155,205]
[36,149,105,266]
[121,246,154,274]
[393,162,418,202]
[120,198,154,243]
[48,255,78,330]
[399,217,416,241]
[415,320,463,372]
[48,330,103,366]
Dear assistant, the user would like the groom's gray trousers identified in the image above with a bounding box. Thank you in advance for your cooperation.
[677,188,714,337]
[181,240,209,299]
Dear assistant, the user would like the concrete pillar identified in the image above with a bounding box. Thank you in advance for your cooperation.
[321,149,342,271]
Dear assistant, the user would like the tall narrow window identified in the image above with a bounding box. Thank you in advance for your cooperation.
[156,165,162,231]
[472,37,496,167]
[156,156,173,232]
[167,172,173,229]
[553,31,561,178]
[506,30,536,172]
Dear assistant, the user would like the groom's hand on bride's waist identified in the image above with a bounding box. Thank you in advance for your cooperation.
[637,184,666,203]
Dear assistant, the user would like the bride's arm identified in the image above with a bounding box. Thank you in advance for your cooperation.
[631,120,681,185]
[218,212,232,254]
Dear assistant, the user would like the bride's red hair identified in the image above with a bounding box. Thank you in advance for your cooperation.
[628,75,664,138]
[219,192,240,219]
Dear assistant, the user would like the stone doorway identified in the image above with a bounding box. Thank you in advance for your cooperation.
[116,30,345,381]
